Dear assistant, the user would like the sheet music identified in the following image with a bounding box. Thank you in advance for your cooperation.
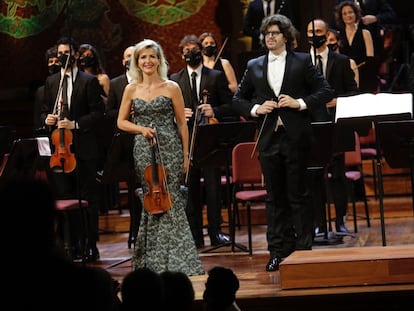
[36,137,51,156]
[335,93,413,122]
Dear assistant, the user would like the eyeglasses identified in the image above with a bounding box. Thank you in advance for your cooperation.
[264,31,282,37]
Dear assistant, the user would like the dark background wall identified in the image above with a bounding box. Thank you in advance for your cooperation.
[0,0,412,139]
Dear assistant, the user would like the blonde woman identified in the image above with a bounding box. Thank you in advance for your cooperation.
[117,39,204,276]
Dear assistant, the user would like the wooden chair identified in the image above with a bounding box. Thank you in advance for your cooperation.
[326,132,371,233]
[231,142,267,256]
[55,199,89,260]
[343,132,371,232]
[359,127,378,199]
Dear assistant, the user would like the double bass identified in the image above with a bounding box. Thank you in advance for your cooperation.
[143,130,172,215]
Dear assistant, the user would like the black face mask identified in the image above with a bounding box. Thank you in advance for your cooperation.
[327,43,338,52]
[48,64,60,75]
[203,45,217,57]
[58,54,76,68]
[184,50,202,67]
[308,35,327,49]
[79,55,97,68]
[124,59,131,71]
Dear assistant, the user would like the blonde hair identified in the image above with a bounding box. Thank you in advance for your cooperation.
[129,39,169,82]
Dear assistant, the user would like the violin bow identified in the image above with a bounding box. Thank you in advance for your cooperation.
[250,113,268,158]
[213,37,228,66]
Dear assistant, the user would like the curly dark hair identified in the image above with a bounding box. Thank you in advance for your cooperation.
[260,14,296,51]
[334,0,362,29]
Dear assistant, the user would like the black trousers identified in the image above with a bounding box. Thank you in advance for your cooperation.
[186,165,222,243]
[259,131,313,258]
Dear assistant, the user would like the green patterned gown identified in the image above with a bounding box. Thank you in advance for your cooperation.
[131,95,204,276]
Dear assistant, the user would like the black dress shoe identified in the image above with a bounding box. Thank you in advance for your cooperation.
[210,232,230,246]
[314,226,326,238]
[335,223,351,236]
[84,246,100,263]
[266,256,283,272]
[195,239,205,249]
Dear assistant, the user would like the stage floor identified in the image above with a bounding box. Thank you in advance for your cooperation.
[88,196,414,310]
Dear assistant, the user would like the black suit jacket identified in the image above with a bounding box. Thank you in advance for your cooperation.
[170,66,236,123]
[232,51,334,152]
[311,50,359,122]
[34,85,45,131]
[40,70,104,160]
[106,73,128,121]
[243,0,296,51]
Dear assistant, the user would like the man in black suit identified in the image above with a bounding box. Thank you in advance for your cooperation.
[307,19,359,238]
[40,37,104,262]
[170,34,237,248]
[106,45,135,123]
[243,0,297,51]
[33,45,60,136]
[105,45,143,248]
[233,14,334,271]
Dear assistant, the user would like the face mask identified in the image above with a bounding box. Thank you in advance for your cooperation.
[327,43,338,52]
[58,54,76,68]
[184,50,202,67]
[124,59,131,71]
[203,45,217,57]
[308,35,327,49]
[48,64,60,75]
[79,55,96,68]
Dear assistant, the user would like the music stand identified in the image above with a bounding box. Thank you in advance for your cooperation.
[191,121,256,253]
[335,92,413,246]
[376,119,414,214]
[0,138,45,185]
[308,121,352,244]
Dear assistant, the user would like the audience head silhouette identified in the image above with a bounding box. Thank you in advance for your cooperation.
[121,267,165,311]
[160,270,195,311]
[1,176,57,256]
[1,176,119,310]
[203,266,240,311]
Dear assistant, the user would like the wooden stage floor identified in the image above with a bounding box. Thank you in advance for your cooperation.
[86,194,414,310]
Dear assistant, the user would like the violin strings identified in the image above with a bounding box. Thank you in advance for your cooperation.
[153,129,173,208]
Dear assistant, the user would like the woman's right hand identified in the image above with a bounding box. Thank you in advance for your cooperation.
[141,126,156,139]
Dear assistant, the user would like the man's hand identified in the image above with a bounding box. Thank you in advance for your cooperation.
[326,98,337,108]
[278,94,300,109]
[361,15,377,25]
[57,117,75,130]
[256,100,278,115]
[45,113,58,126]
[184,107,193,121]
[198,103,214,118]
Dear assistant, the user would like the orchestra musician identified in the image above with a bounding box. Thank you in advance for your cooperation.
[170,34,238,249]
[40,37,104,262]
[232,14,334,271]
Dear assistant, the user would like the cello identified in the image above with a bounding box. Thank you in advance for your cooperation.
[143,129,173,215]
[49,76,76,173]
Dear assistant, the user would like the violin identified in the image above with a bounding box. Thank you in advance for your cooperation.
[201,89,219,125]
[49,99,76,173]
[143,131,173,215]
